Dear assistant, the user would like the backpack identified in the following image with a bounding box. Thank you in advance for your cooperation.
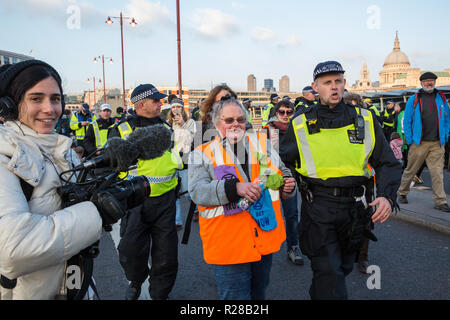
[413,91,447,110]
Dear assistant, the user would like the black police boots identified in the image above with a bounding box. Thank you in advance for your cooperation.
[125,281,142,300]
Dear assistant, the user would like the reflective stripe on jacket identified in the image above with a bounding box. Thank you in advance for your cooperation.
[92,120,113,149]
[70,112,96,140]
[292,107,376,179]
[196,133,286,265]
[117,121,183,197]
[261,104,274,126]
[383,109,395,127]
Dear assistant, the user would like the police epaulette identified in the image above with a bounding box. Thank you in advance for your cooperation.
[303,103,319,121]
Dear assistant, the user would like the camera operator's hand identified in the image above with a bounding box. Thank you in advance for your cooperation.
[90,191,126,228]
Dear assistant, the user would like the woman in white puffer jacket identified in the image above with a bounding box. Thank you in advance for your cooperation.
[0,60,103,299]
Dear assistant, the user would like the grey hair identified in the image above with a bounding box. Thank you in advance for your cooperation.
[211,98,247,126]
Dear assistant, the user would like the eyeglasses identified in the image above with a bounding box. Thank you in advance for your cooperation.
[220,116,246,124]
[277,110,294,116]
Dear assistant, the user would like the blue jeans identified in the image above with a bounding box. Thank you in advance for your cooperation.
[281,192,299,249]
[175,199,183,225]
[213,254,273,300]
[175,170,191,226]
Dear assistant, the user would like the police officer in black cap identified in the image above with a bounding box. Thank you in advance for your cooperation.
[109,84,183,300]
[295,86,319,114]
[280,61,402,299]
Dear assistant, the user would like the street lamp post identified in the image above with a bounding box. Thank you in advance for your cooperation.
[93,55,113,104]
[86,89,94,110]
[87,76,101,113]
[106,13,137,107]
[176,0,183,99]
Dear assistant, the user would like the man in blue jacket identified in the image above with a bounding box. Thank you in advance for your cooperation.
[398,72,450,212]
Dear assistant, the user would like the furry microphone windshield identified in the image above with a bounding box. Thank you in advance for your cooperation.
[126,124,172,161]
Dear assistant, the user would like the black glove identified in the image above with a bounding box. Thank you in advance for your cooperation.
[90,191,126,228]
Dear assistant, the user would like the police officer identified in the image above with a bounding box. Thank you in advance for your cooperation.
[280,61,402,300]
[70,103,96,148]
[364,98,382,125]
[261,93,280,127]
[83,104,115,156]
[109,84,183,300]
[382,100,396,140]
[115,106,125,123]
[191,98,204,121]
[295,86,318,113]
[242,98,253,128]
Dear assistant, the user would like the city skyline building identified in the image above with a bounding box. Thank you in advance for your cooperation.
[247,74,256,91]
[263,78,276,92]
[0,49,34,66]
[279,75,290,93]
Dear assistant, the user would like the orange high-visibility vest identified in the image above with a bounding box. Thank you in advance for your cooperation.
[261,124,276,139]
[197,132,286,265]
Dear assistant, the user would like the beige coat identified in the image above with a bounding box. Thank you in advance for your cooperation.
[0,122,103,300]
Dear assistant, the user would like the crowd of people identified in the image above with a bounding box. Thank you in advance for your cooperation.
[0,59,449,301]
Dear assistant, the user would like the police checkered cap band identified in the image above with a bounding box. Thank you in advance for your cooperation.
[313,61,345,80]
[131,87,162,103]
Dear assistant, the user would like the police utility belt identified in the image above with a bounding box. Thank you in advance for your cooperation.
[309,184,366,198]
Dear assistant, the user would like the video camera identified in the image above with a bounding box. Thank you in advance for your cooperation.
[57,172,150,231]
[57,124,172,230]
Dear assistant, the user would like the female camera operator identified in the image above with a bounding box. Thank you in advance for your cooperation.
[0,60,103,299]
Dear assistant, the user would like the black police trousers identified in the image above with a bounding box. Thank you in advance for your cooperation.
[118,189,178,300]
[298,195,365,300]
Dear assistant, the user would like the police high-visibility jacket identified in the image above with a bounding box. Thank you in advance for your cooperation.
[369,105,380,117]
[70,112,96,140]
[382,109,395,128]
[292,107,376,180]
[245,109,253,125]
[91,120,115,149]
[261,103,274,127]
[117,121,183,197]
[196,133,286,265]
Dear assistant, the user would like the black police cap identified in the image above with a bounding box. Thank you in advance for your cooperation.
[313,61,345,80]
[131,84,167,104]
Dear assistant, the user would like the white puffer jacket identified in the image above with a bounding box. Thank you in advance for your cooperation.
[0,122,103,300]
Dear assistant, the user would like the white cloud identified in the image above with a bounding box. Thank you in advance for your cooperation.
[190,8,239,38]
[125,0,170,26]
[278,34,302,48]
[285,34,302,45]
[251,27,275,41]
[2,0,64,14]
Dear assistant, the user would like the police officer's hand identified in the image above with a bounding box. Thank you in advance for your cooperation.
[370,197,392,223]
[81,121,89,126]
[282,177,296,194]
[236,182,262,203]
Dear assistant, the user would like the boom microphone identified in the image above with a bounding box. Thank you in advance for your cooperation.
[75,124,172,172]
[126,124,172,161]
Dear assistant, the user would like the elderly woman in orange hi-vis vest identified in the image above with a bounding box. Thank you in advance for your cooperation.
[188,96,297,300]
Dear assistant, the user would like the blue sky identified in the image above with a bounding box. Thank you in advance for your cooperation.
[1,0,450,94]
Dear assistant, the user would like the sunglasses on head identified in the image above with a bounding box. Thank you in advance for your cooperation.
[277,109,294,116]
[220,116,246,124]
[219,93,238,101]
